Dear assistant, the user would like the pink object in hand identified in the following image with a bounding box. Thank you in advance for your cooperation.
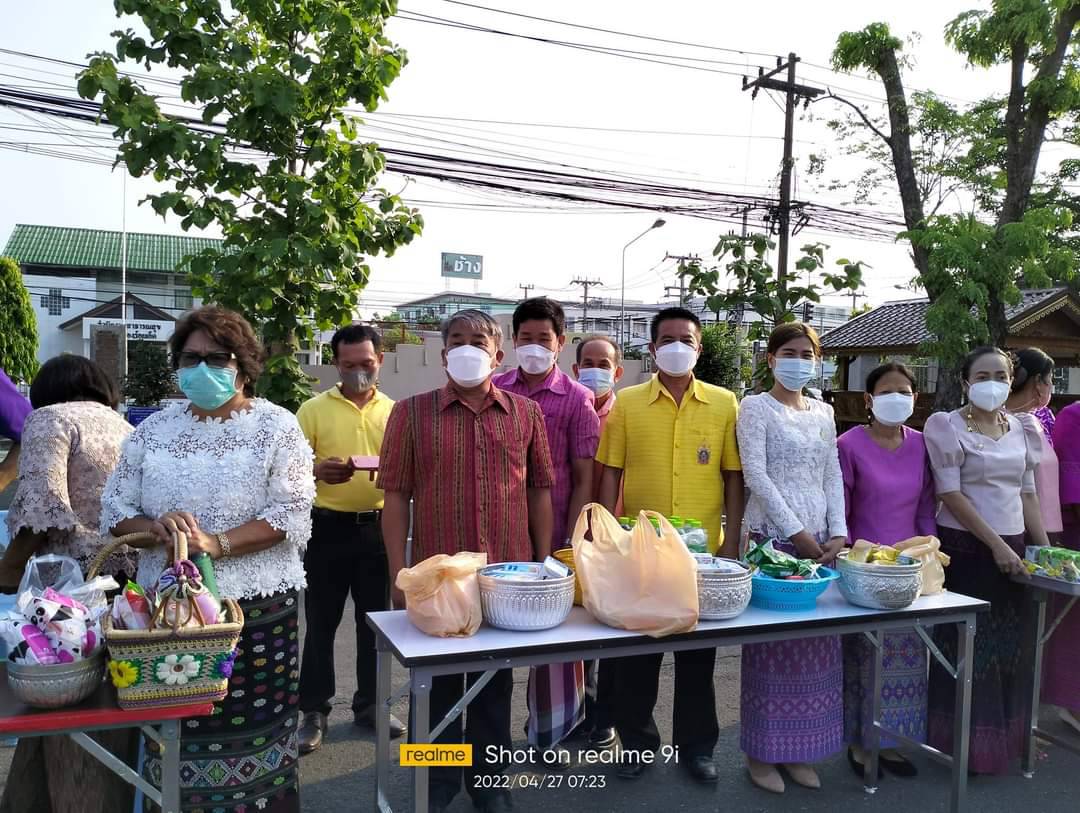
[349,456,379,481]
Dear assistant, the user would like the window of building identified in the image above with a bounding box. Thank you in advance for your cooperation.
[1052,366,1068,393]
[174,288,194,310]
[39,288,71,316]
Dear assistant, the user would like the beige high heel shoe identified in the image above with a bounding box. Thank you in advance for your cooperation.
[747,757,785,794]
[782,762,822,789]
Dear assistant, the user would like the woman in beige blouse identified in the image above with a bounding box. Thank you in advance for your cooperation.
[0,355,137,587]
[0,354,138,813]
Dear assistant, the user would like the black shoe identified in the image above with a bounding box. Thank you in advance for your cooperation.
[616,750,650,780]
[588,726,617,749]
[474,791,514,812]
[881,753,918,778]
[298,711,327,755]
[530,746,572,772]
[847,747,884,780]
[684,755,719,784]
[354,704,407,738]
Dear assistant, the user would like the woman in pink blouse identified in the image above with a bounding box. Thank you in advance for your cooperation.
[838,362,935,779]
[924,346,1050,776]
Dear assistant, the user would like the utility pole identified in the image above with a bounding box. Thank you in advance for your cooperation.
[849,289,866,313]
[742,54,825,296]
[518,283,535,300]
[570,278,603,332]
[664,254,699,307]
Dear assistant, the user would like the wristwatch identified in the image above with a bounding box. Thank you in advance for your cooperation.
[215,532,232,558]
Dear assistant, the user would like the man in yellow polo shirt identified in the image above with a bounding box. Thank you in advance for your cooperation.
[295,324,404,755]
[597,307,744,785]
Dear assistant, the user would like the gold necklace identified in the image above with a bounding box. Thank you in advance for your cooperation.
[963,405,1008,449]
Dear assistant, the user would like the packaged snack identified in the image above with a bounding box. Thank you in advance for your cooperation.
[18,623,61,665]
[542,556,571,580]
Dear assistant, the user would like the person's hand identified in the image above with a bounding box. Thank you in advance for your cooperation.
[152,511,200,545]
[790,530,824,560]
[991,539,1027,577]
[314,457,354,485]
[818,536,847,566]
[186,529,224,560]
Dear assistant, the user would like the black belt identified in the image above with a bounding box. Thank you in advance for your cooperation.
[312,506,381,525]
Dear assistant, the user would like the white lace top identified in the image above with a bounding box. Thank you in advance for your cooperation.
[99,399,315,599]
[736,393,848,542]
[6,401,138,577]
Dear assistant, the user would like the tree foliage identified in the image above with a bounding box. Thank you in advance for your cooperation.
[0,256,39,384]
[122,340,175,406]
[695,324,751,394]
[77,0,424,411]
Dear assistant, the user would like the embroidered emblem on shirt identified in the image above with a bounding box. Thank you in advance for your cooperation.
[697,443,711,465]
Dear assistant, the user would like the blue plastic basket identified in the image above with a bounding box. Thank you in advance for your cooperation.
[749,567,838,612]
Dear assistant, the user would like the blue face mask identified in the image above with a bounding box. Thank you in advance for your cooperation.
[178,363,238,410]
[578,368,615,396]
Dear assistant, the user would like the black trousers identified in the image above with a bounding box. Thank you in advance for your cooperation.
[613,648,719,758]
[298,510,388,716]
[411,669,514,805]
[583,659,615,731]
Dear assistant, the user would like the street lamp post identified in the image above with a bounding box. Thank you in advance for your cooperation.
[620,218,666,347]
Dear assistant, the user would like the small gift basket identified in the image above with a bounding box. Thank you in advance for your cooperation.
[89,531,244,711]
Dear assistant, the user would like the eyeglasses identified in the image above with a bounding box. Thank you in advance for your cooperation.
[176,351,236,369]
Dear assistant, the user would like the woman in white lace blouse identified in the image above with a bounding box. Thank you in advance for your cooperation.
[100,306,314,813]
[736,322,848,795]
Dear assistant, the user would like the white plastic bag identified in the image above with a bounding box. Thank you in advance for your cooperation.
[18,554,117,613]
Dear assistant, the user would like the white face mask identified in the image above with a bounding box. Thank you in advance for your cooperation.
[871,393,914,426]
[446,345,494,388]
[654,342,697,376]
[516,344,556,375]
[578,368,614,397]
[967,380,1010,412]
[773,357,817,392]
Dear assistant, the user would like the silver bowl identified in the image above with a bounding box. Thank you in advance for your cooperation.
[836,550,922,610]
[478,564,576,631]
[697,558,753,620]
[7,651,106,709]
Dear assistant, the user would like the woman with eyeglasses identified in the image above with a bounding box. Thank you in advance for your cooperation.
[924,346,1049,776]
[101,306,314,813]
[837,362,935,780]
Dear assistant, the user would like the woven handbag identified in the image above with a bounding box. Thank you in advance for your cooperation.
[89,531,244,711]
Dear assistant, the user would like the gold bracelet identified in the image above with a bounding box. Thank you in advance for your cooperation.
[215,532,232,558]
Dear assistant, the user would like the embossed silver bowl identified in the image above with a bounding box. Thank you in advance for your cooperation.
[7,651,105,709]
[836,551,922,610]
[697,558,753,621]
[478,564,576,631]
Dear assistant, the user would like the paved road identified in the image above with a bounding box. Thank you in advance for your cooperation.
[0,582,1077,811]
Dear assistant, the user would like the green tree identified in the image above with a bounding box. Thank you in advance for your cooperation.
[830,9,1080,406]
[122,340,175,406]
[78,0,424,412]
[695,324,751,394]
[0,256,39,383]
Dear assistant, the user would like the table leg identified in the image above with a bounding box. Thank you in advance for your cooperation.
[159,719,181,813]
[412,668,431,813]
[376,633,392,812]
[865,629,883,793]
[951,617,975,813]
[1022,590,1047,778]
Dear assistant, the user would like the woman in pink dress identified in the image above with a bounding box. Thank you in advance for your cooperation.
[1046,399,1080,735]
[838,362,936,779]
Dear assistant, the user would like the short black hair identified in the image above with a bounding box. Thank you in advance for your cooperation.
[960,345,1012,380]
[866,362,916,394]
[650,307,701,343]
[29,354,120,410]
[512,297,565,337]
[332,324,382,357]
[1011,347,1054,392]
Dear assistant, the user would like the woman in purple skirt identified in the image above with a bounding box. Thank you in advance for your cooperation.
[924,346,1050,775]
[736,322,847,794]
[838,362,936,779]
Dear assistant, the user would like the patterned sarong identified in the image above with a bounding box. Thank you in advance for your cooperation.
[526,662,586,749]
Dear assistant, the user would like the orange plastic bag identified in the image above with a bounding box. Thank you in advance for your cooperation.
[395,552,488,637]
[571,505,699,637]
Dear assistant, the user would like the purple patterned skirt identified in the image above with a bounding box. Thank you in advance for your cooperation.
[740,536,843,763]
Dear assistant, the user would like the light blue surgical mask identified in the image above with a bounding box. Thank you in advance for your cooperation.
[178,363,238,410]
[578,368,614,397]
[773,357,817,392]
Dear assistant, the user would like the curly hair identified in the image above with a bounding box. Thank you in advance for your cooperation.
[168,306,265,397]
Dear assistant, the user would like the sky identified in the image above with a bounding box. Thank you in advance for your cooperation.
[0,0,1068,316]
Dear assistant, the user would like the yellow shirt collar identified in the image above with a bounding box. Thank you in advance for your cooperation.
[647,374,710,405]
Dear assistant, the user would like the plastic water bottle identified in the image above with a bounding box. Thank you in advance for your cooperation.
[618,516,633,531]
[683,519,708,554]
[668,516,685,538]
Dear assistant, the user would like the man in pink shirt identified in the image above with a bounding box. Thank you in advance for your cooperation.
[493,298,600,770]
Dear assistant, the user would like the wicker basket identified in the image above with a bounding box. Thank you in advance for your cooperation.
[89,532,244,711]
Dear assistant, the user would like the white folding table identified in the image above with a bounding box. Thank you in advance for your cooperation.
[368,586,988,813]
